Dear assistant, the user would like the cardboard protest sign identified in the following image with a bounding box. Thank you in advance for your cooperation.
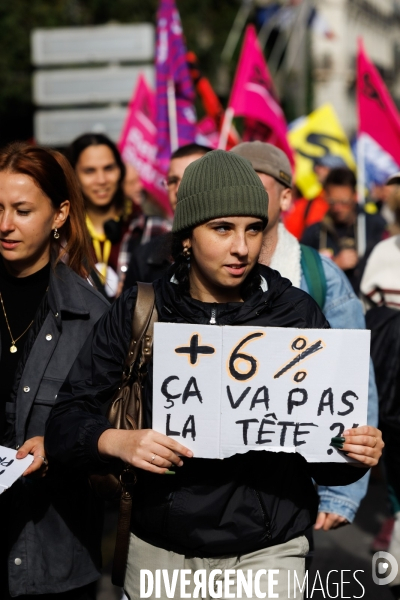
[0,445,34,494]
[153,324,370,462]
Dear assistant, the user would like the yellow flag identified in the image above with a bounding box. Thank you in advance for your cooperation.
[288,104,355,199]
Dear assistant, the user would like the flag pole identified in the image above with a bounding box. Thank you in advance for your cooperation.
[218,107,234,150]
[357,134,366,257]
[268,1,306,76]
[221,0,254,64]
[167,78,179,153]
[258,7,282,49]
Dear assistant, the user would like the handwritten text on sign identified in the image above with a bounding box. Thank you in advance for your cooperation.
[0,445,34,494]
[152,325,370,462]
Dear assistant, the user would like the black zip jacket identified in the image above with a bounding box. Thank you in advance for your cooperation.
[45,265,367,557]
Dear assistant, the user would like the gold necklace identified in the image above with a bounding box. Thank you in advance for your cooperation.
[0,291,34,353]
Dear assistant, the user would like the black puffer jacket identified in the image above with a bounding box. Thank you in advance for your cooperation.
[45,265,367,557]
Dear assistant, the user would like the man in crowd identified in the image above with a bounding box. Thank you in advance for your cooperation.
[301,167,386,293]
[231,141,378,532]
[284,155,347,240]
[117,171,173,289]
[122,143,211,290]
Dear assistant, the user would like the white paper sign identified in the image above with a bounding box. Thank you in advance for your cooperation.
[0,445,34,494]
[153,324,370,462]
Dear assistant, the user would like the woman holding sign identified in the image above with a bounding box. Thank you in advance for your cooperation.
[0,143,109,599]
[46,150,383,599]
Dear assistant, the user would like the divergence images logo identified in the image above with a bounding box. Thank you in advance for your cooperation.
[372,551,399,586]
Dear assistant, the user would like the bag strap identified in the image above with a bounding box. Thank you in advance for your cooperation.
[122,282,157,382]
[300,244,327,310]
[112,282,157,588]
[134,282,158,369]
[112,468,137,587]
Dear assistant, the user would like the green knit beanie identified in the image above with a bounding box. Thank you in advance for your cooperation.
[172,149,269,232]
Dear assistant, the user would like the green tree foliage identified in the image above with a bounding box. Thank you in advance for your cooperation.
[0,0,240,144]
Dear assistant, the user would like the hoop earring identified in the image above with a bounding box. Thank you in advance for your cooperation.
[53,228,60,239]
[182,246,191,260]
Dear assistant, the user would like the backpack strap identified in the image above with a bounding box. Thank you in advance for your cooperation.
[300,244,327,310]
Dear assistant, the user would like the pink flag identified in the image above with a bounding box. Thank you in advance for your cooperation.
[357,38,400,165]
[195,116,220,149]
[228,25,293,165]
[119,75,171,214]
[155,0,196,173]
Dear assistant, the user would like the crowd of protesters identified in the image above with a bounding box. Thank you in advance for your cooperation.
[0,132,397,600]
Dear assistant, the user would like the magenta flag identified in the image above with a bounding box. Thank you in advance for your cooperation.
[357,38,400,165]
[196,116,219,149]
[156,0,196,172]
[119,74,171,214]
[228,25,293,165]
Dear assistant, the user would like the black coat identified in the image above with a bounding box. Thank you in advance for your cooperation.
[45,265,367,557]
[123,232,173,289]
[2,263,109,597]
[366,305,400,500]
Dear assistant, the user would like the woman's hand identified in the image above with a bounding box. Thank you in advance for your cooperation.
[16,436,48,477]
[332,425,384,467]
[98,428,193,474]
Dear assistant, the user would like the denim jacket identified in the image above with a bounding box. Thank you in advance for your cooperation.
[301,255,379,522]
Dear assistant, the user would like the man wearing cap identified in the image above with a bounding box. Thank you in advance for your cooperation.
[231,141,378,533]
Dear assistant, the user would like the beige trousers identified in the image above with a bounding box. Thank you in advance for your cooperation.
[124,533,309,600]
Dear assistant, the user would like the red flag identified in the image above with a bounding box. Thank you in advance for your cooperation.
[187,51,239,149]
[228,25,293,164]
[357,38,400,165]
